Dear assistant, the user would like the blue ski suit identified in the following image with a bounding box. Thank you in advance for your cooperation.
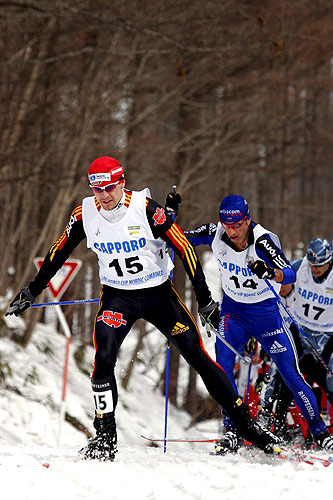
[185,221,327,435]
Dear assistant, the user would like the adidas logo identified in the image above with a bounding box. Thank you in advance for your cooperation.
[270,340,287,354]
[171,322,189,335]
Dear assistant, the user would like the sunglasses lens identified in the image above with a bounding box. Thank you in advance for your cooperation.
[90,182,119,193]
[104,184,116,193]
[221,214,248,230]
[222,220,243,229]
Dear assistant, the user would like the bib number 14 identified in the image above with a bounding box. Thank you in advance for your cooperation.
[230,275,258,290]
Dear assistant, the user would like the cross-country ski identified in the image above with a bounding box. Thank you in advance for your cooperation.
[141,435,333,467]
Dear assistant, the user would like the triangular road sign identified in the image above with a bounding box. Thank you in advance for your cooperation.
[33,258,82,300]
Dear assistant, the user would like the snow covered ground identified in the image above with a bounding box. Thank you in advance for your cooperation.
[2,442,332,500]
[1,256,332,499]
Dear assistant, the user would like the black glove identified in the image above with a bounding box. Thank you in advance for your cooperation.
[198,299,220,331]
[248,259,275,280]
[6,288,36,317]
[165,192,181,216]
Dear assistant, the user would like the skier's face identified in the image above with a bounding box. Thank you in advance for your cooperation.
[223,218,251,251]
[309,262,330,278]
[92,179,125,210]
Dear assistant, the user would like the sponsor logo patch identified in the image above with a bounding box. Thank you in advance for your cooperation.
[269,340,287,354]
[152,207,166,226]
[297,391,315,418]
[220,209,242,215]
[219,249,228,258]
[89,173,111,185]
[128,225,141,235]
[261,327,284,338]
[66,214,77,237]
[97,310,127,328]
[171,322,189,335]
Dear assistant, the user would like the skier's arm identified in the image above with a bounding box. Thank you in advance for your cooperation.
[6,206,86,316]
[279,260,301,296]
[252,234,296,284]
[29,206,86,296]
[146,198,219,327]
[164,190,216,247]
[183,223,217,247]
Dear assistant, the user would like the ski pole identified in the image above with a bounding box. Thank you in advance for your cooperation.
[264,278,333,377]
[31,298,99,308]
[244,338,255,404]
[209,324,251,365]
[164,184,177,453]
[164,341,171,454]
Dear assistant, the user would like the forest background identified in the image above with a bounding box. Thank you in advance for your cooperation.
[0,0,332,423]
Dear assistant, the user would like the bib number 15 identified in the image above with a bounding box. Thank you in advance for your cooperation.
[109,256,143,277]
[94,391,114,413]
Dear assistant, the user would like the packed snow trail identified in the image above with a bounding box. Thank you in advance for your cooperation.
[1,443,333,500]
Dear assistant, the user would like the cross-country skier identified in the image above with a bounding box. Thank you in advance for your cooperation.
[259,238,333,439]
[166,192,333,453]
[6,158,279,461]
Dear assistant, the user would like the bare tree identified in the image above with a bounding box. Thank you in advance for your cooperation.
[1,0,332,421]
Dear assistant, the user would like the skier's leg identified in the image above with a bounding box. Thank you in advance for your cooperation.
[213,314,250,451]
[144,281,279,454]
[259,319,333,450]
[80,287,137,461]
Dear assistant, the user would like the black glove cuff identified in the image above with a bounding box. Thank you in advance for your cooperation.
[24,288,36,303]
[198,301,219,314]
[165,193,181,215]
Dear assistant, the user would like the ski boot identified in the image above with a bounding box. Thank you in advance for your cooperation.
[230,399,281,454]
[79,411,118,461]
[313,430,333,452]
[257,407,273,432]
[215,429,244,455]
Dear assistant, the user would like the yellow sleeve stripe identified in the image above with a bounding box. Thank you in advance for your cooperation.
[168,224,189,249]
[124,190,132,207]
[94,198,101,211]
[72,206,82,217]
[49,231,67,261]
[170,225,197,265]
[49,243,57,259]
[184,247,197,277]
[167,225,197,277]
[48,205,83,262]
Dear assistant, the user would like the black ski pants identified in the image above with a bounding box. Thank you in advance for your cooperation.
[92,279,238,413]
